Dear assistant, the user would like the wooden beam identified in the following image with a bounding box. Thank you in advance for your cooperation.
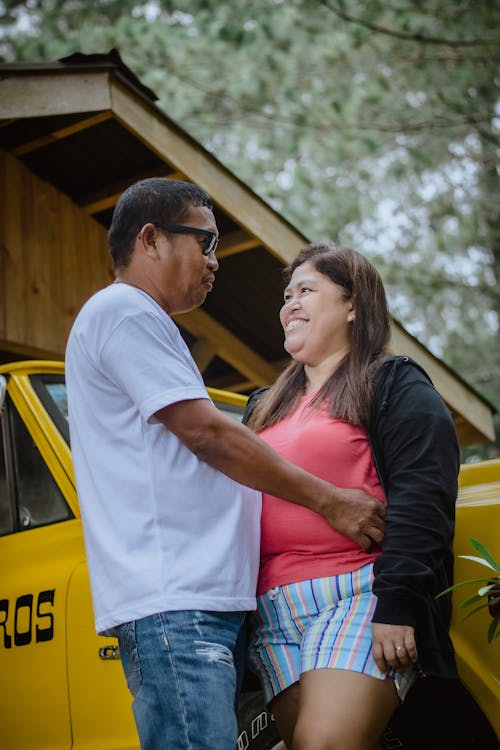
[84,192,124,215]
[217,230,260,259]
[174,307,280,386]
[0,70,112,118]
[12,112,113,156]
[206,356,289,393]
[0,338,63,361]
[190,337,217,373]
[109,78,308,264]
[453,416,484,447]
[389,321,495,443]
[82,169,185,214]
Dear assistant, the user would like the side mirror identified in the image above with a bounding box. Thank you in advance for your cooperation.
[0,375,6,412]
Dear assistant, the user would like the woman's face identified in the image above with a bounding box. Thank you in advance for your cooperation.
[279,261,354,366]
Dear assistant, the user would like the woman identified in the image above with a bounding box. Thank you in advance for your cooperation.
[244,242,459,750]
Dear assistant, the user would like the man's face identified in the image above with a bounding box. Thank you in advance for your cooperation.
[155,204,219,314]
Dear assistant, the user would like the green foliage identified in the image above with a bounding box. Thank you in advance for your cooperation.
[438,538,500,644]
[1,0,499,459]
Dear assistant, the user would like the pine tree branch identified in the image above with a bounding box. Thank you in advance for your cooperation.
[476,126,500,148]
[320,1,500,47]
[163,63,495,136]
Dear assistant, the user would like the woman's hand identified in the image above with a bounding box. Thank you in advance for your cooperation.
[372,622,418,672]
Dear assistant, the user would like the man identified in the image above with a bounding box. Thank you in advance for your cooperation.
[66,178,384,750]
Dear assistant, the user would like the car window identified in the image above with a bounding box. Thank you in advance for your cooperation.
[6,397,73,533]
[30,374,70,444]
[45,382,68,419]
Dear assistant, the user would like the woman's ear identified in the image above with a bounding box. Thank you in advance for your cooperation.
[348,309,356,323]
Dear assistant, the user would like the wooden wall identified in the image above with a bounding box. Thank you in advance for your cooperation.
[0,150,113,360]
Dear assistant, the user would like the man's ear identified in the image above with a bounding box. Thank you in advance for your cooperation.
[138,223,159,258]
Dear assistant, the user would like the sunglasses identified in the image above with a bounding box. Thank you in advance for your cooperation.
[154,223,219,257]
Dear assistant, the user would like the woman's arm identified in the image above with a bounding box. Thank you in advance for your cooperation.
[370,364,459,671]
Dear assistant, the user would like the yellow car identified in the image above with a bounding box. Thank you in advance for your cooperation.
[0,360,498,750]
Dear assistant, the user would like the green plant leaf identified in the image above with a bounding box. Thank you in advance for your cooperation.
[458,555,498,572]
[469,539,500,573]
[459,592,483,608]
[487,614,500,644]
[478,584,496,597]
[439,538,500,645]
[461,602,491,621]
[436,577,495,598]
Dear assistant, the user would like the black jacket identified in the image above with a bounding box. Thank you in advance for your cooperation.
[369,356,459,678]
[243,355,460,679]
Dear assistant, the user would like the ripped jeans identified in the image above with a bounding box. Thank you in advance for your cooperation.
[116,610,246,750]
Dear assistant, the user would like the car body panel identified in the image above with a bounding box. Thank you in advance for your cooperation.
[1,522,75,749]
[66,562,138,750]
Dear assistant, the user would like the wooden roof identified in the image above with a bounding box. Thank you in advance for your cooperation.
[0,51,495,445]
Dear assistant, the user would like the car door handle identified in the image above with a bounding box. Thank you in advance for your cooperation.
[98,644,120,660]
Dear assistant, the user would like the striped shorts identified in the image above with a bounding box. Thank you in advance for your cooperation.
[247,563,417,705]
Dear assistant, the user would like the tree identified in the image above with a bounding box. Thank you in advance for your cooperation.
[1,0,499,458]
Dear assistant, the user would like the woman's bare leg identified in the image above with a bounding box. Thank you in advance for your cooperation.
[269,682,301,749]
[292,668,399,750]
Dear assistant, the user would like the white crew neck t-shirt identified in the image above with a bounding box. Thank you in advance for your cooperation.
[66,283,261,636]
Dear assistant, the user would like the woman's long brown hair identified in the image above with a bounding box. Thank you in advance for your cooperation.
[246,242,391,432]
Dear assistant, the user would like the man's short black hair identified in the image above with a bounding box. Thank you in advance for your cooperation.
[108,178,213,267]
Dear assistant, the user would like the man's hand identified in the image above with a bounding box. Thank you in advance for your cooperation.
[372,622,417,673]
[320,487,385,551]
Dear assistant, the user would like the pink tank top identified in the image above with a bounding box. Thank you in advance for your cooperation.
[257,392,386,595]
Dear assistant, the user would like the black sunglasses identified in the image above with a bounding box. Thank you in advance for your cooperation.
[154,223,218,257]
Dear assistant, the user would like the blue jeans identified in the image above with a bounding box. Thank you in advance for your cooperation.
[116,610,247,750]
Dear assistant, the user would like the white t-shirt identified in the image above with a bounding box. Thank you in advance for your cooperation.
[66,283,261,636]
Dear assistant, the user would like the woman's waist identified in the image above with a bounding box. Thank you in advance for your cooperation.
[257,549,380,596]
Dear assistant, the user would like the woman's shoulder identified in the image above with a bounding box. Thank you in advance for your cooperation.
[242,386,269,424]
[374,355,433,387]
[372,354,452,424]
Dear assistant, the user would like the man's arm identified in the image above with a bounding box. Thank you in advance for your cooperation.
[155,398,385,551]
